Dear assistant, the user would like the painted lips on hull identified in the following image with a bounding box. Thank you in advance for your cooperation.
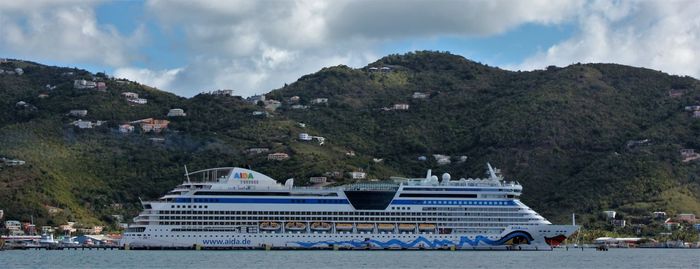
[544,235,568,246]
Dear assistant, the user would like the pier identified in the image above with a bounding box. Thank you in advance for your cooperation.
[8,245,123,251]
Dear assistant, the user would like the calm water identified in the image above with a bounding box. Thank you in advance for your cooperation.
[1,248,698,268]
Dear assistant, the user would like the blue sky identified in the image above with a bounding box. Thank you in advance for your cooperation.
[1,1,699,97]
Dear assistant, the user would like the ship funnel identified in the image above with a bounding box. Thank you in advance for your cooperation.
[284,178,294,189]
[425,169,432,179]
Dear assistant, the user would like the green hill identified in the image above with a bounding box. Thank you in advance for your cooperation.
[1,52,699,230]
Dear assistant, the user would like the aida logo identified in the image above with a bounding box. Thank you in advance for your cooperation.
[233,172,255,179]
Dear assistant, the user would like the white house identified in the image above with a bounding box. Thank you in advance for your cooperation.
[252,111,268,117]
[73,120,94,129]
[14,68,23,75]
[310,98,328,104]
[128,98,148,105]
[603,210,617,219]
[74,79,97,89]
[412,92,428,99]
[299,133,312,141]
[121,92,139,99]
[247,94,266,104]
[309,177,327,184]
[68,110,88,117]
[210,89,233,96]
[119,124,134,133]
[349,171,366,179]
[393,103,410,110]
[264,99,281,111]
[167,108,186,117]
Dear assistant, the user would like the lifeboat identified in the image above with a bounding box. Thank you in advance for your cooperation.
[418,224,436,231]
[335,223,353,231]
[356,223,374,231]
[377,223,395,231]
[259,222,282,231]
[285,222,307,231]
[398,224,416,231]
[310,222,332,231]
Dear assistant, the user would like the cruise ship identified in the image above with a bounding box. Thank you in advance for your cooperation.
[121,164,578,250]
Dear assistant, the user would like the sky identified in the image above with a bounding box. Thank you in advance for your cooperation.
[1,0,699,97]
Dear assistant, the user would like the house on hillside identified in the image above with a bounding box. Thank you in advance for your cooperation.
[412,92,428,99]
[96,82,107,91]
[310,98,328,105]
[267,153,289,161]
[264,99,281,111]
[252,111,268,117]
[309,177,327,184]
[684,105,700,111]
[289,96,300,103]
[603,210,616,219]
[68,110,88,117]
[669,89,684,98]
[247,94,266,104]
[74,79,97,89]
[118,124,134,133]
[167,108,186,117]
[128,98,148,105]
[291,105,309,110]
[245,148,270,154]
[72,120,105,129]
[348,171,367,179]
[38,93,49,98]
[677,213,697,223]
[209,89,234,96]
[680,149,700,162]
[652,211,667,220]
[611,219,626,228]
[121,92,139,99]
[393,103,409,110]
[131,118,169,133]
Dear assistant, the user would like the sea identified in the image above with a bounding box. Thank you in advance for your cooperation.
[0,248,698,269]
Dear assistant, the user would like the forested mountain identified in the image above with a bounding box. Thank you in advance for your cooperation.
[1,51,699,229]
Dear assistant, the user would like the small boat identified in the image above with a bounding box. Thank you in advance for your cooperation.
[285,222,307,231]
[59,236,80,247]
[398,224,416,231]
[378,223,395,231]
[310,222,332,231]
[335,223,353,231]
[356,223,374,231]
[39,233,58,246]
[418,224,436,231]
[259,222,282,231]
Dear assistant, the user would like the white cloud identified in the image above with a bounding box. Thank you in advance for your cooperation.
[515,0,700,79]
[0,1,142,67]
[114,67,182,90]
[139,0,582,96]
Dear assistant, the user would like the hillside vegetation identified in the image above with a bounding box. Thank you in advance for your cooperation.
[1,52,699,229]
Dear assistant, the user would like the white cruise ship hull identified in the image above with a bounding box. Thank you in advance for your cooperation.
[121,166,579,250]
[121,224,578,250]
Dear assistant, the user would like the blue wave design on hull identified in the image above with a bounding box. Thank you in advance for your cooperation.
[292,232,533,248]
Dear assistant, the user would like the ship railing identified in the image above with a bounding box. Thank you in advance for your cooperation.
[345,183,399,191]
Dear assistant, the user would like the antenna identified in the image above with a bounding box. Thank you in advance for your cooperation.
[184,165,191,183]
[572,213,576,226]
[487,162,498,180]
